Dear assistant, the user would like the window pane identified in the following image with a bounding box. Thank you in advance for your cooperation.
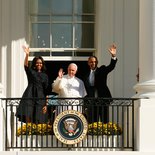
[75,24,94,48]
[31,15,50,22]
[51,0,72,14]
[31,24,50,48]
[29,0,95,56]
[51,16,72,22]
[74,0,94,14]
[51,24,72,48]
[30,0,50,14]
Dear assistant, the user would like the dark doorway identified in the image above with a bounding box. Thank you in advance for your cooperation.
[45,61,89,95]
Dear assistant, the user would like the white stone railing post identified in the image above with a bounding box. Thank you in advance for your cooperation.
[0,98,5,151]
[134,0,155,151]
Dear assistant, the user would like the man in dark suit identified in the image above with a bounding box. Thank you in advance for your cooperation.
[83,44,117,124]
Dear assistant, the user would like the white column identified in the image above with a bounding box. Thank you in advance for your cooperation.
[137,99,155,151]
[9,0,27,97]
[133,0,155,152]
[134,0,155,98]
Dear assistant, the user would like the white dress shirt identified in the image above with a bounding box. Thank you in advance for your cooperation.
[89,69,95,86]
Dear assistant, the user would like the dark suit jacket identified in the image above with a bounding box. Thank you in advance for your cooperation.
[83,58,117,98]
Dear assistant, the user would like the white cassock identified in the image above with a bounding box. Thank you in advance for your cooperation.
[52,74,87,113]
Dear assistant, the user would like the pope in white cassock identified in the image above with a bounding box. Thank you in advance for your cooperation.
[52,63,87,113]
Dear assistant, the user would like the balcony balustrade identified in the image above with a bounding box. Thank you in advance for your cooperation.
[1,97,137,151]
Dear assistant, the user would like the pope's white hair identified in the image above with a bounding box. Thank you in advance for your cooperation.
[68,63,78,71]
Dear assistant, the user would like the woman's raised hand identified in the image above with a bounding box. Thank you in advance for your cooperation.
[22,45,30,55]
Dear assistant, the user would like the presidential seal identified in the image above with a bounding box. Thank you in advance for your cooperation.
[53,110,88,145]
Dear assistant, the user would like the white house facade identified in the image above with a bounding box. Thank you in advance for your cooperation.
[0,0,155,154]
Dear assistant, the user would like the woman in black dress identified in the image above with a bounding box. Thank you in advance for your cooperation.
[16,46,49,124]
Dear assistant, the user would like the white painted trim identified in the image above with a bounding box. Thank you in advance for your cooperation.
[29,48,96,52]
[28,56,89,61]
[1,46,7,97]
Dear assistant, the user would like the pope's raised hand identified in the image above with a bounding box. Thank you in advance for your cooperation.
[58,68,65,78]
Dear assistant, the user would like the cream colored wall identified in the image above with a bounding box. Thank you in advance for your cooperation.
[0,0,27,98]
[96,0,139,98]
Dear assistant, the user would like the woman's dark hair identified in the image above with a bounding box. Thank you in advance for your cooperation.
[31,56,46,72]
